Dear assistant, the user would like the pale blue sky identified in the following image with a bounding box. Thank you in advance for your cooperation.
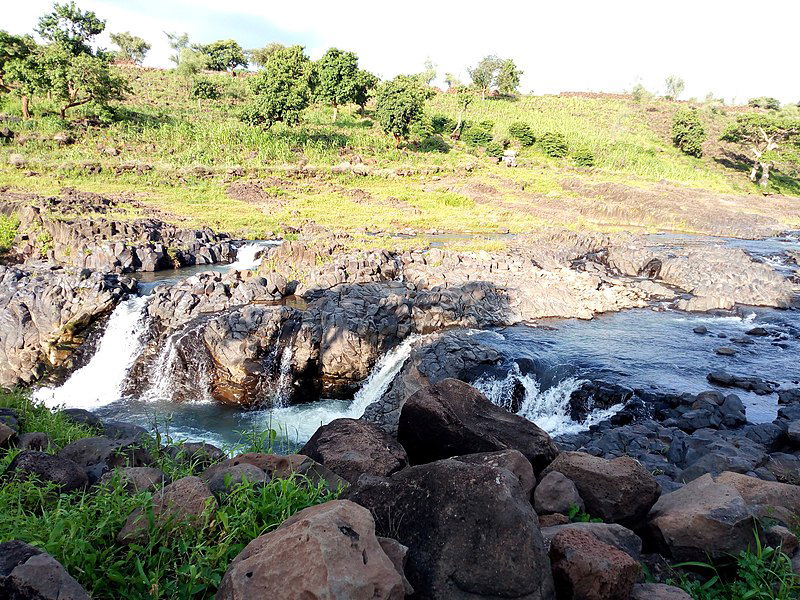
[6,0,800,104]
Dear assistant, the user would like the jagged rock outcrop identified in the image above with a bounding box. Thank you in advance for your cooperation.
[0,265,135,387]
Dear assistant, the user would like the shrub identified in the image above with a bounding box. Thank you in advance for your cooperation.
[463,120,494,147]
[375,75,430,143]
[572,147,596,167]
[0,214,20,254]
[508,122,535,146]
[190,78,221,100]
[748,96,781,111]
[485,141,504,159]
[671,108,706,157]
[420,134,450,153]
[539,132,568,158]
[431,114,455,134]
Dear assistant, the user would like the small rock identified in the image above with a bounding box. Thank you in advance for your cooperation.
[539,513,571,527]
[715,347,736,356]
[692,326,708,335]
[207,463,267,497]
[745,327,769,336]
[99,466,170,493]
[59,408,102,429]
[631,583,692,600]
[16,432,53,451]
[534,471,584,515]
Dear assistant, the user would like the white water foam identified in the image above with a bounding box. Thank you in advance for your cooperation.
[473,364,622,435]
[228,241,280,270]
[246,334,424,442]
[34,295,151,410]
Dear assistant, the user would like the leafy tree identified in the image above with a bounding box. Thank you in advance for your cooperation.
[671,108,706,157]
[496,59,522,96]
[36,1,105,56]
[240,45,314,128]
[450,86,473,139]
[195,39,247,76]
[375,74,430,144]
[418,58,436,86]
[469,55,500,100]
[353,69,378,113]
[249,43,284,68]
[444,73,461,90]
[314,47,360,121]
[165,32,189,66]
[748,97,781,111]
[109,31,150,64]
[0,32,45,118]
[176,48,208,78]
[191,78,220,99]
[721,113,800,187]
[664,75,685,100]
[631,83,652,103]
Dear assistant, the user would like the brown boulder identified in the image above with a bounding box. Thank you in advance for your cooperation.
[549,529,640,600]
[99,466,170,494]
[398,378,558,473]
[216,500,406,600]
[299,418,408,482]
[715,471,800,525]
[118,476,215,543]
[630,583,692,600]
[347,457,554,599]
[453,449,536,497]
[648,474,759,561]
[535,471,584,515]
[541,522,643,560]
[542,452,660,527]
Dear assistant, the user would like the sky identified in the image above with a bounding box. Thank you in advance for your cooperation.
[5,0,799,104]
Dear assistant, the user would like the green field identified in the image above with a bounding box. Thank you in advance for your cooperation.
[1,66,798,240]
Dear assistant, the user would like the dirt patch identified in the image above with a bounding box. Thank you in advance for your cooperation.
[226,178,294,209]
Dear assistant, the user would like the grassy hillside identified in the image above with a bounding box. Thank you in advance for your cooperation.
[1,65,798,241]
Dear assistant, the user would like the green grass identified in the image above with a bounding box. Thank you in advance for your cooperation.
[0,213,20,254]
[0,389,338,599]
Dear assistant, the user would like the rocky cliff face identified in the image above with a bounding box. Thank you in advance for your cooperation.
[0,265,136,387]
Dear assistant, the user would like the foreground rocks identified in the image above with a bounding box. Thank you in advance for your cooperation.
[216,500,407,600]
[0,541,90,600]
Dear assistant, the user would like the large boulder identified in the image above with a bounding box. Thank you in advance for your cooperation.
[542,452,660,527]
[397,378,558,473]
[0,540,90,600]
[715,471,800,526]
[453,449,536,497]
[118,476,215,543]
[59,436,152,484]
[216,500,406,600]
[299,418,408,482]
[549,529,640,600]
[648,474,758,561]
[347,457,554,599]
[541,522,643,560]
[5,451,87,492]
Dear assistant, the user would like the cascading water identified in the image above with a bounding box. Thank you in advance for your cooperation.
[473,363,622,435]
[34,295,152,410]
[228,241,280,270]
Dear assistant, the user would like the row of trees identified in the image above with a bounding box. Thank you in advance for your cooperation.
[0,2,126,119]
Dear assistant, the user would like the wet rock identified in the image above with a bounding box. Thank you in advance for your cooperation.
[207,463,267,497]
[778,389,800,405]
[101,420,149,441]
[452,449,536,498]
[541,522,642,559]
[164,442,226,471]
[670,429,767,482]
[534,471,584,515]
[787,421,800,445]
[630,583,692,600]
[299,418,408,482]
[5,451,87,492]
[99,466,170,494]
[58,436,152,483]
[0,540,90,599]
[347,457,555,600]
[693,326,708,335]
[746,327,769,336]
[118,476,215,543]
[706,371,776,395]
[397,378,558,474]
[549,528,640,600]
[216,500,406,600]
[647,473,758,561]
[542,451,660,527]
[715,347,736,356]
[59,408,102,429]
[15,432,53,452]
[568,381,633,421]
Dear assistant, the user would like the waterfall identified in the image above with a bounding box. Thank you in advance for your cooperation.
[34,295,151,410]
[229,241,280,270]
[473,364,622,435]
[272,345,294,408]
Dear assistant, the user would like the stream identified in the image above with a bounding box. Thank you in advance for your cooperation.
[33,235,800,449]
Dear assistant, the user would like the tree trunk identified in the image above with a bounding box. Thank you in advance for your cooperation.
[21,95,30,120]
[393,133,403,147]
[332,103,338,122]
[60,105,67,120]
[759,162,771,187]
[749,164,758,182]
[451,112,464,140]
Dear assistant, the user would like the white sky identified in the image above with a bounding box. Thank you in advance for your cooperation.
[5,0,799,104]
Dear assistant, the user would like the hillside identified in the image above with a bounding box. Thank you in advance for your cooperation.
[1,65,799,244]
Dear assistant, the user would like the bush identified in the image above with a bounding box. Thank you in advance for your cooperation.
[539,132,568,158]
[485,141,504,159]
[463,120,494,147]
[190,79,221,100]
[671,108,706,157]
[430,114,455,134]
[508,122,535,146]
[748,96,781,111]
[572,147,596,167]
[0,214,20,254]
[420,134,450,153]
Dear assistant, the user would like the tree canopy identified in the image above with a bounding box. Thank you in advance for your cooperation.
[240,45,314,128]
[249,43,284,68]
[664,75,685,100]
[195,39,247,76]
[496,59,523,95]
[353,69,378,112]
[375,75,430,144]
[469,55,500,99]
[110,31,150,64]
[165,32,189,66]
[721,113,800,187]
[36,1,105,56]
[314,47,360,121]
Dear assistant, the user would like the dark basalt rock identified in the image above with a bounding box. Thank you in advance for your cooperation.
[5,451,88,492]
[0,540,90,600]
